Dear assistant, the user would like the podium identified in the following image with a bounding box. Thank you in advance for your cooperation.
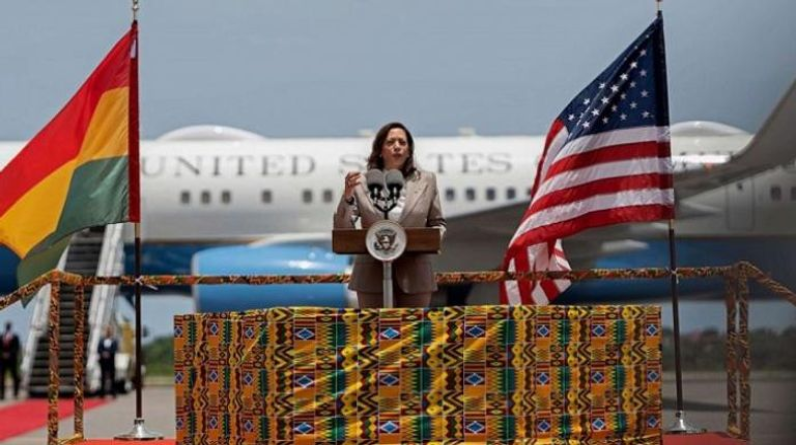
[332,227,441,255]
[174,305,664,444]
[332,227,441,307]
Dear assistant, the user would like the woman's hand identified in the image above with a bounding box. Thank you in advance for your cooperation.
[344,172,362,200]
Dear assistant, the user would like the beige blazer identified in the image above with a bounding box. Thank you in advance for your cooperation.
[333,170,446,294]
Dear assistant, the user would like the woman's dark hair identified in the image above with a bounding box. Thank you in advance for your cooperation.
[367,122,416,177]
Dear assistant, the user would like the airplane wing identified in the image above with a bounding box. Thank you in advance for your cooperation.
[441,202,664,271]
[675,78,796,199]
[438,203,525,271]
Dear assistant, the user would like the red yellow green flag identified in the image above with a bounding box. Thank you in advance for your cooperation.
[0,24,140,290]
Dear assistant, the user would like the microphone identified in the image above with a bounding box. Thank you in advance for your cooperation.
[384,169,404,201]
[365,169,385,202]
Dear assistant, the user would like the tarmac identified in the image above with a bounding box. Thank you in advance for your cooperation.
[2,372,794,444]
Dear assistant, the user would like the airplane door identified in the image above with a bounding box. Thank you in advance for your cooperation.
[725,179,755,231]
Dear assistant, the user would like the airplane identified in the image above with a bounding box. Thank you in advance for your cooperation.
[0,80,794,311]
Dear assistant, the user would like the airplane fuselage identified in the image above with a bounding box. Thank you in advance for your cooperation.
[1,130,795,300]
[134,136,537,241]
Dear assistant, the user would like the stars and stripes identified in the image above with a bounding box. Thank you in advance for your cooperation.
[501,14,673,305]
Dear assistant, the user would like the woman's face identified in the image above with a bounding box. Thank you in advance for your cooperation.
[381,127,410,170]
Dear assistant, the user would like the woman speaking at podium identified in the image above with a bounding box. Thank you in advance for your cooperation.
[334,122,446,308]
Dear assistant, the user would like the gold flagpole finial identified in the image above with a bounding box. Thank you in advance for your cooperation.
[132,0,140,22]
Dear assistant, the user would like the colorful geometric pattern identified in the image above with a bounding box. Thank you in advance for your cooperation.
[174,305,662,444]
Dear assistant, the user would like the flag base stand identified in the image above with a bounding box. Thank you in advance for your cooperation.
[666,410,706,434]
[114,418,164,441]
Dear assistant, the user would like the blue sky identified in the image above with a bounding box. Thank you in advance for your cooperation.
[0,1,794,140]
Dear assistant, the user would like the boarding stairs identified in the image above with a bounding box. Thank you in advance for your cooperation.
[21,224,126,397]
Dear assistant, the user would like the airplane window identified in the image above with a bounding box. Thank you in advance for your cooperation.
[771,186,782,202]
[445,188,455,202]
[486,188,496,201]
[303,190,313,204]
[201,191,211,204]
[323,189,333,203]
[791,186,796,201]
[180,191,190,204]
[466,188,476,201]
[221,190,231,204]
[506,187,516,200]
[261,190,272,204]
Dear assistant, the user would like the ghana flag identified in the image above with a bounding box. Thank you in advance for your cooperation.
[0,23,139,291]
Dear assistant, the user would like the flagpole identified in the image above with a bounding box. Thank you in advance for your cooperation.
[133,223,145,418]
[667,220,683,411]
[116,2,163,441]
[657,2,703,434]
[665,224,705,435]
[117,224,162,441]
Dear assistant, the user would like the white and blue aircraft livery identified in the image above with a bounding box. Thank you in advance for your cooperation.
[0,80,794,310]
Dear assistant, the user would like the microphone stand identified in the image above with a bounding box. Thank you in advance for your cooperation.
[368,188,401,307]
[369,189,400,220]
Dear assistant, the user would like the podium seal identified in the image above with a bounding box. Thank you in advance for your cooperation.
[365,220,407,262]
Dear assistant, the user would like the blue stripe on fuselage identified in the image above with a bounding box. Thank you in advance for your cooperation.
[0,246,20,294]
[123,243,214,276]
[558,236,796,303]
[3,237,795,299]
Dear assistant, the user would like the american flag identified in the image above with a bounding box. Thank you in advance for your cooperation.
[501,14,674,305]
